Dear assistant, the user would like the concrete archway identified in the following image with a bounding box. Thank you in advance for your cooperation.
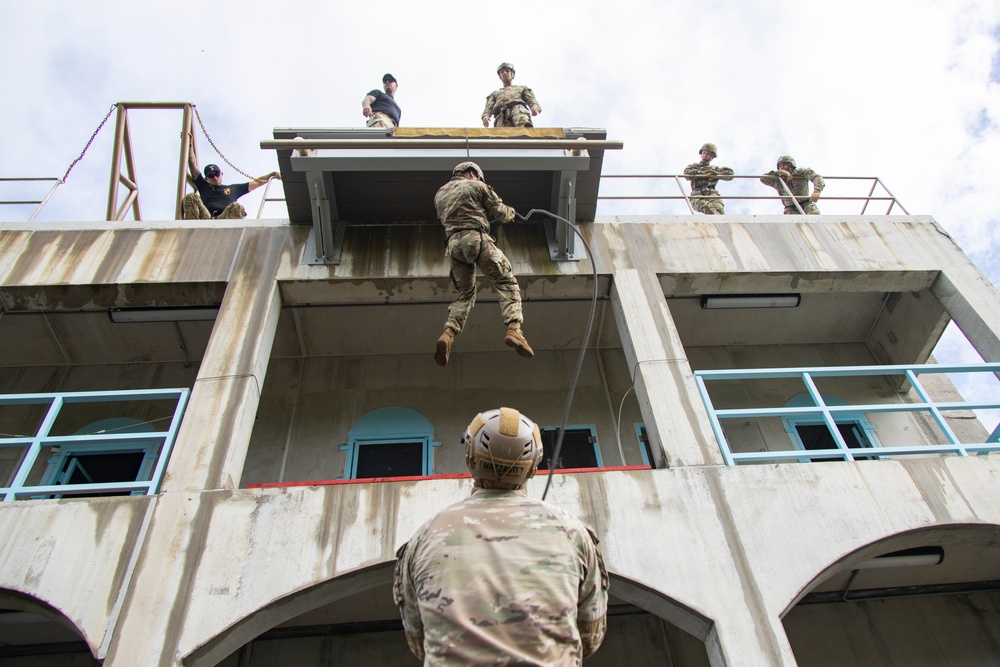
[186,567,721,667]
[782,523,1000,665]
[0,588,97,663]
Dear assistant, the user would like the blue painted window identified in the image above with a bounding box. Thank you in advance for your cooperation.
[635,423,654,467]
[783,394,882,462]
[40,418,160,498]
[343,408,439,479]
[540,425,601,470]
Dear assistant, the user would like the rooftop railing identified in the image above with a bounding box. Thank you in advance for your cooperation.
[0,177,63,223]
[599,174,909,215]
[0,388,189,501]
[694,363,1000,465]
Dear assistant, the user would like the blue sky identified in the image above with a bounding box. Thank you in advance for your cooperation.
[2,0,1000,422]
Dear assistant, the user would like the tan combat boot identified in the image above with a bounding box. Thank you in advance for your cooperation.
[504,323,535,358]
[435,329,455,367]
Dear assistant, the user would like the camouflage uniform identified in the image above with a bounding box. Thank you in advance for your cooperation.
[435,177,522,333]
[760,167,825,215]
[482,86,542,128]
[180,193,246,220]
[394,488,609,666]
[683,161,735,214]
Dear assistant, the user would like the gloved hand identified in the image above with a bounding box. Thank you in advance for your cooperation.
[810,190,821,203]
[777,169,792,179]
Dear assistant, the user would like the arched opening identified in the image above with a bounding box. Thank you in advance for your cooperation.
[192,570,719,666]
[782,524,1000,665]
[0,589,97,665]
[344,407,439,479]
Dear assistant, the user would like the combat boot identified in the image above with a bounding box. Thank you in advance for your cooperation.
[435,329,455,367]
[504,323,534,358]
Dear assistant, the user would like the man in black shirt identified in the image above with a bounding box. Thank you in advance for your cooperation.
[362,73,402,129]
[181,157,280,220]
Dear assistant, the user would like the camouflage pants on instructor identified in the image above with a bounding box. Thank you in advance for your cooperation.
[444,230,522,333]
[180,193,247,220]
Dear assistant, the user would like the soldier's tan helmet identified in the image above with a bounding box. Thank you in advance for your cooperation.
[700,143,718,157]
[777,155,797,169]
[497,62,516,74]
[464,407,543,489]
[452,161,485,182]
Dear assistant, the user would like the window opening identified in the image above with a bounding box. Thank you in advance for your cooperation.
[540,426,601,470]
[41,418,159,498]
[635,423,654,467]
[344,408,439,479]
[783,394,881,462]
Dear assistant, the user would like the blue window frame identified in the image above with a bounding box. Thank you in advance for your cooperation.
[634,423,654,467]
[783,394,882,462]
[540,425,601,470]
[40,418,160,498]
[342,408,439,479]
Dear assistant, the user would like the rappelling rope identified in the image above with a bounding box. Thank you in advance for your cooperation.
[515,209,599,501]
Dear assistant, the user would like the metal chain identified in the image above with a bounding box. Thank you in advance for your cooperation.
[192,106,253,180]
[60,103,117,183]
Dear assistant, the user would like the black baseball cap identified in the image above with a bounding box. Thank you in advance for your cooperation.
[204,164,222,177]
[382,73,396,84]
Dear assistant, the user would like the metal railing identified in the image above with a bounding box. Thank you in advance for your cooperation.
[0,388,190,501]
[600,174,909,215]
[0,177,63,223]
[694,363,1000,465]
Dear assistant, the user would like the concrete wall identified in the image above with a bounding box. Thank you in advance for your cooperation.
[241,346,643,485]
[3,214,1000,666]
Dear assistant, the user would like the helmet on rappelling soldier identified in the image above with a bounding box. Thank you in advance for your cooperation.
[452,161,485,182]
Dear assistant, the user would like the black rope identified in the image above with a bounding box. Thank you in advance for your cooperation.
[515,209,599,501]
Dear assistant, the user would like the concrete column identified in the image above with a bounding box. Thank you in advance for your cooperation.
[162,229,286,492]
[932,270,1000,363]
[610,268,722,467]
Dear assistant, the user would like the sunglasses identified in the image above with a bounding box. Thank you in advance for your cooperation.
[206,171,222,178]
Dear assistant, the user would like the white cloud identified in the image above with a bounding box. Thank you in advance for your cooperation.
[2,1,1000,407]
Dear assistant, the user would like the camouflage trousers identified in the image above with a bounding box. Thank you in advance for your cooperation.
[366,112,396,130]
[494,104,533,128]
[783,201,820,215]
[691,189,725,214]
[180,193,246,220]
[444,230,522,334]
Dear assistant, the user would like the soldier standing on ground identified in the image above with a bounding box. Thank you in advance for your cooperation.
[362,73,402,129]
[394,407,609,665]
[432,162,534,367]
[181,154,279,220]
[760,155,825,214]
[683,143,734,214]
[482,63,542,128]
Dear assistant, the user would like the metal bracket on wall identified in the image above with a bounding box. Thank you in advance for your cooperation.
[305,171,345,265]
[544,169,583,261]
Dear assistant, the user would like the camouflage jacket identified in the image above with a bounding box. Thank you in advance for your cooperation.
[393,488,609,666]
[434,177,515,235]
[760,167,825,204]
[683,161,735,192]
[482,85,541,120]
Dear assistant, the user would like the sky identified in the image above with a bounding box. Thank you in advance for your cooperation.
[2,0,1000,424]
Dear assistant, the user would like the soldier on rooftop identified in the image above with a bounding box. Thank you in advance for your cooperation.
[482,63,542,128]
